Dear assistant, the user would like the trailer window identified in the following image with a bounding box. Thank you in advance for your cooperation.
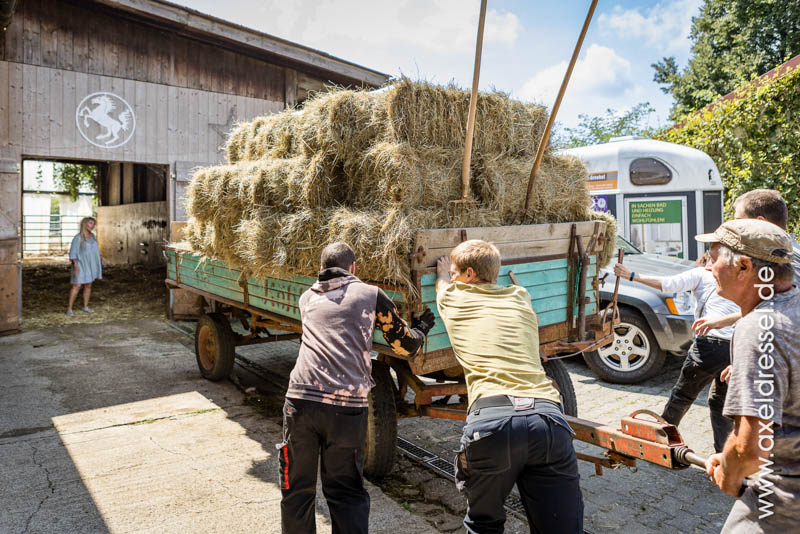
[629,158,672,186]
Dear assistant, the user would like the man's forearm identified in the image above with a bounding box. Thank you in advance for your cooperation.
[376,293,425,357]
[714,311,741,328]
[631,273,663,291]
[614,264,663,291]
[716,416,769,495]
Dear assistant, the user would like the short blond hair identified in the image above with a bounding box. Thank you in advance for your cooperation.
[450,240,501,283]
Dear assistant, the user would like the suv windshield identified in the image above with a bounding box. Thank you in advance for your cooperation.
[616,235,642,255]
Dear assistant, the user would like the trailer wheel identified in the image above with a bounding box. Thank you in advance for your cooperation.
[542,359,578,417]
[195,313,236,381]
[364,360,397,478]
[583,307,666,384]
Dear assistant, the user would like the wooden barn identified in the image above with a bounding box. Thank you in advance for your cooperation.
[0,0,390,333]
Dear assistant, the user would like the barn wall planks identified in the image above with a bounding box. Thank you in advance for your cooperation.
[2,60,284,164]
[4,0,295,102]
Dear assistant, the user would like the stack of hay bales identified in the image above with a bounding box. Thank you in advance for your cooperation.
[183,79,616,291]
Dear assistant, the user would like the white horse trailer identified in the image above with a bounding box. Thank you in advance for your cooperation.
[563,136,724,261]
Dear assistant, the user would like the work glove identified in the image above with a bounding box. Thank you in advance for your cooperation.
[412,307,436,335]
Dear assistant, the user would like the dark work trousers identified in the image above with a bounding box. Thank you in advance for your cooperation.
[278,397,369,534]
[454,401,583,534]
[661,336,732,453]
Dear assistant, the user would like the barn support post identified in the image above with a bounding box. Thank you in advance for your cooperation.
[0,157,22,333]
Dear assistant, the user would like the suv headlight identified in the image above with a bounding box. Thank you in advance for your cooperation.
[666,291,696,315]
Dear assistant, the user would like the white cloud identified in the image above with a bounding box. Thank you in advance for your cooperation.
[484,10,521,46]
[516,44,648,127]
[598,0,702,55]
[518,44,634,102]
[256,0,520,55]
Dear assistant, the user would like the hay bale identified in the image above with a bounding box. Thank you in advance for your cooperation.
[589,210,618,269]
[384,79,547,156]
[350,144,588,218]
[224,80,548,167]
[297,90,387,159]
[224,112,301,163]
[186,160,307,222]
[477,153,591,225]
[352,143,463,209]
[183,79,617,292]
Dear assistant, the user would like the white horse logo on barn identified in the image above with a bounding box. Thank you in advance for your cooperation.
[76,92,135,149]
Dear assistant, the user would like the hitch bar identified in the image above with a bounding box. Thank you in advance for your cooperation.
[418,407,715,474]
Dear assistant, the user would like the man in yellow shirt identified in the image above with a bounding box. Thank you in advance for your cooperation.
[436,240,583,534]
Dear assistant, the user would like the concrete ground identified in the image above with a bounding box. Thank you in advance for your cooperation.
[0,319,436,534]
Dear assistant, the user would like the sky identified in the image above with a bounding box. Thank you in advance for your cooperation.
[176,0,703,130]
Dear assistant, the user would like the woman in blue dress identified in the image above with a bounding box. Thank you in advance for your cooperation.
[67,217,103,316]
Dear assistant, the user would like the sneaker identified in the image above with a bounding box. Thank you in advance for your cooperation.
[66,309,74,316]
[82,306,94,313]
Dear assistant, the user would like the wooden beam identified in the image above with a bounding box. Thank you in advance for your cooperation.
[284,68,297,109]
[122,162,134,204]
[411,221,606,269]
[89,0,390,88]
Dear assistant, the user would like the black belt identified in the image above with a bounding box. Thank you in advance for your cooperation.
[698,336,730,344]
[469,395,561,414]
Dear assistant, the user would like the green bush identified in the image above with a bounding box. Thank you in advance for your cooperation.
[658,66,799,235]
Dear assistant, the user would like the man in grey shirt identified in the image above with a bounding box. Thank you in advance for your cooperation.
[696,219,799,533]
[279,242,434,534]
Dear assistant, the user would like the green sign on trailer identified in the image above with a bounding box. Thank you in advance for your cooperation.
[628,200,683,224]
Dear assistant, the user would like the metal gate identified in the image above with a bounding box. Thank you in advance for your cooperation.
[22,214,83,256]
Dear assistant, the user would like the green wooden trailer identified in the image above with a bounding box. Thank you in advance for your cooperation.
[165,220,617,476]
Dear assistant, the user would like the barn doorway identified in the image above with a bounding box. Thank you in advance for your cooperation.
[20,159,170,330]
[22,160,98,261]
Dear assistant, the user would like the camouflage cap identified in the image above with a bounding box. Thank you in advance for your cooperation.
[695,219,793,264]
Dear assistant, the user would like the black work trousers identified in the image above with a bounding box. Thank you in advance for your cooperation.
[454,400,584,534]
[661,336,732,453]
[278,397,369,534]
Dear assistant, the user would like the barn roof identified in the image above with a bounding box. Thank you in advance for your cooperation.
[85,0,391,88]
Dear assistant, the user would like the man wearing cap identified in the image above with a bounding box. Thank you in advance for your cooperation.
[697,220,800,533]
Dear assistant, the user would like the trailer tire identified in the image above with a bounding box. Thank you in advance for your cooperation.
[195,313,236,381]
[364,360,397,478]
[542,359,578,417]
[583,307,666,384]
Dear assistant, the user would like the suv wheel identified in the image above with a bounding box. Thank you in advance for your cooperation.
[583,307,666,384]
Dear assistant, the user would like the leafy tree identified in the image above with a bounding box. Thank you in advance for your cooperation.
[658,65,800,235]
[653,0,800,120]
[54,163,97,201]
[34,164,44,189]
[555,102,657,149]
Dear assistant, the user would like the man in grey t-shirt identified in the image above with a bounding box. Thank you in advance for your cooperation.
[696,219,799,533]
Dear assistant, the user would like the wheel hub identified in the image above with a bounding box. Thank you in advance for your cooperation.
[197,325,217,370]
[596,321,650,372]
